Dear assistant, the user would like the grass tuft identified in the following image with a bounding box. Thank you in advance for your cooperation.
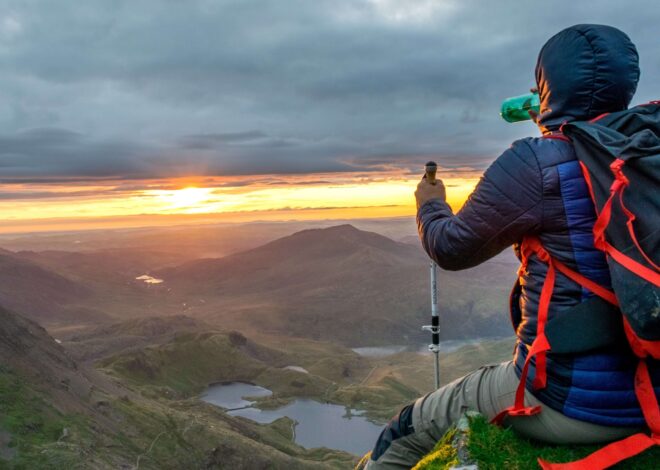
[411,427,459,470]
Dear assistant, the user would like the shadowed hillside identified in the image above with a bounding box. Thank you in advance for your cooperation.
[16,248,189,284]
[61,315,212,362]
[0,250,106,326]
[0,304,107,414]
[0,225,519,345]
[162,224,422,285]
[0,305,355,469]
[0,303,516,468]
[159,225,518,345]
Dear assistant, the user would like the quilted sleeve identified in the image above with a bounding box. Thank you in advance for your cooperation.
[417,139,544,270]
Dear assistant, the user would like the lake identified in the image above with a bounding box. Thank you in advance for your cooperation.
[135,274,164,284]
[352,337,495,357]
[201,382,383,455]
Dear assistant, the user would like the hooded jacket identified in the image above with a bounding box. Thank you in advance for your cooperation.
[417,24,659,426]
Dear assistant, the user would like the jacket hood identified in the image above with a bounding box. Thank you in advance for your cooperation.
[535,24,640,134]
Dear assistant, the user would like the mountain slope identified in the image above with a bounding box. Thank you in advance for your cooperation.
[7,247,228,325]
[159,225,518,345]
[162,224,422,287]
[1,224,518,344]
[61,315,212,362]
[16,248,188,285]
[0,304,103,413]
[0,303,128,467]
[0,251,105,326]
[0,305,354,469]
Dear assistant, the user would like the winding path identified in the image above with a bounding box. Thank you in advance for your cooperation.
[134,431,166,470]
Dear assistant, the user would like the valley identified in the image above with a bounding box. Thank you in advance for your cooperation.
[0,219,518,468]
[1,220,519,344]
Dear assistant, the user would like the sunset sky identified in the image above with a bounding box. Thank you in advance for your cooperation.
[1,1,657,233]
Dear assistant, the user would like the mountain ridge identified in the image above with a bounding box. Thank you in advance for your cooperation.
[161,224,422,284]
[0,251,102,326]
[158,224,516,345]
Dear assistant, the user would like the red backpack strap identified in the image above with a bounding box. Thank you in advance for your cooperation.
[492,237,660,469]
[538,360,660,469]
[492,236,658,469]
[522,123,660,469]
[537,433,659,469]
[491,237,618,426]
[491,238,550,424]
[623,316,660,358]
[580,159,660,286]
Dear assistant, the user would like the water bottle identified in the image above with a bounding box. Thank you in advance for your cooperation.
[500,92,540,123]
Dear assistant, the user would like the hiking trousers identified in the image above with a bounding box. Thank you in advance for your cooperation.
[364,361,641,470]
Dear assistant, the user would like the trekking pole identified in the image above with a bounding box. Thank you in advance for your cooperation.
[422,161,441,390]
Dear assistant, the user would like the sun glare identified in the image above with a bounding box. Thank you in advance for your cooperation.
[0,174,481,233]
[154,187,215,210]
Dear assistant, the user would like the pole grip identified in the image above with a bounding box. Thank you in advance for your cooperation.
[425,161,438,185]
[431,315,439,345]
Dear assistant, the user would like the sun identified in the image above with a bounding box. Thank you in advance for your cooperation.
[157,187,214,209]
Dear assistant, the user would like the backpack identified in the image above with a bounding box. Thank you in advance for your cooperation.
[492,102,660,469]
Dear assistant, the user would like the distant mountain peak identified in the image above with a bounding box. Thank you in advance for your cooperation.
[158,222,427,302]
[286,223,389,242]
[286,224,362,240]
[260,223,411,256]
[323,224,360,232]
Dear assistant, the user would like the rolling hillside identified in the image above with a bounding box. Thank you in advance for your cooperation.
[159,225,518,345]
[0,250,105,326]
[0,224,519,345]
[0,305,354,469]
[61,315,212,362]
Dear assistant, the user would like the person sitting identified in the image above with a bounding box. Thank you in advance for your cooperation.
[360,24,658,470]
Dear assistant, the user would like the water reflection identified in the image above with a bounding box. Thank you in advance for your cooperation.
[135,274,164,284]
[201,382,382,455]
[352,338,498,357]
[201,382,271,409]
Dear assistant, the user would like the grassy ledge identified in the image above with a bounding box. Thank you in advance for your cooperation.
[414,415,660,470]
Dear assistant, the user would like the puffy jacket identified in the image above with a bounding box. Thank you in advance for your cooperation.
[417,24,659,427]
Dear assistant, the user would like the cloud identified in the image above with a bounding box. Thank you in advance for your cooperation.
[0,0,657,187]
[179,131,268,149]
[0,127,148,178]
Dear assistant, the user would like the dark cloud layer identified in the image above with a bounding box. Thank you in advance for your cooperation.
[0,0,658,184]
